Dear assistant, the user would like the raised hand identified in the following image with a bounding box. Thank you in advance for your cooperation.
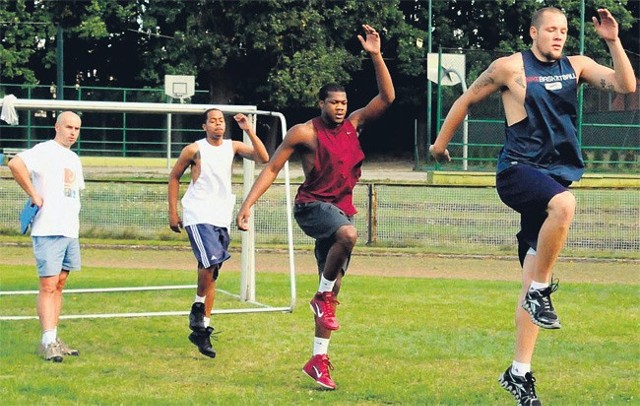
[234,113,251,132]
[357,24,381,55]
[592,9,619,42]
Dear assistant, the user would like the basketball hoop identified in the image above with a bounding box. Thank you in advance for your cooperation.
[164,75,195,101]
[427,53,466,86]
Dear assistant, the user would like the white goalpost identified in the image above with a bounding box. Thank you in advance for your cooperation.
[0,96,297,320]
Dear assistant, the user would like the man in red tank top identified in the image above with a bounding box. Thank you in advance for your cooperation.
[237,24,394,390]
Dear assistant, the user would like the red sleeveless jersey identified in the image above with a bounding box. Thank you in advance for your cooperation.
[294,117,365,215]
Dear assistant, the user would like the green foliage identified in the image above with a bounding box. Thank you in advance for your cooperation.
[0,0,636,121]
[0,0,52,83]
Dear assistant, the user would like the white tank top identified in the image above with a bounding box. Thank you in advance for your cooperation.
[181,138,235,229]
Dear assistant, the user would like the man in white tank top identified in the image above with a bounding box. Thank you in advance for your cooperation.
[168,109,268,358]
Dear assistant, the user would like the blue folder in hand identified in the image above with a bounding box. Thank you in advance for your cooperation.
[19,198,39,234]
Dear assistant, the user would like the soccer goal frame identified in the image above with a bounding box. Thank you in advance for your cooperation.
[0,97,296,320]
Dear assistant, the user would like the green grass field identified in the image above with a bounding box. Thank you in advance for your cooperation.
[0,246,638,405]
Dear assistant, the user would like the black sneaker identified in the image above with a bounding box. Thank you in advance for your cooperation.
[499,367,541,406]
[189,302,205,332]
[188,326,216,358]
[522,280,561,329]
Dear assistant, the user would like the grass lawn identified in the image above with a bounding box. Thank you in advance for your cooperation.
[0,246,638,405]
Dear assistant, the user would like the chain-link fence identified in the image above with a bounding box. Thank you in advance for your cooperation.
[1,179,637,256]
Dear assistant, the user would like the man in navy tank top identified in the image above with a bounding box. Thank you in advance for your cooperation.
[237,24,395,390]
[430,7,635,406]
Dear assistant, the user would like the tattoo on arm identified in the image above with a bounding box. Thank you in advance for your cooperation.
[471,64,496,94]
[599,79,615,92]
[514,66,525,89]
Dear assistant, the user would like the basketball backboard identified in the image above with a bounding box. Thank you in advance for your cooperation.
[164,75,195,99]
[427,53,466,86]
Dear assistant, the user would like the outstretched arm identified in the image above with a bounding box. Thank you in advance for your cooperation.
[233,113,270,163]
[430,58,509,162]
[575,9,636,93]
[348,24,395,129]
[236,125,305,231]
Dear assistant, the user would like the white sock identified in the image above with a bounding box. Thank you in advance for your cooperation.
[511,360,531,376]
[313,337,330,356]
[42,328,57,346]
[194,295,206,304]
[529,280,549,291]
[318,276,335,293]
[204,317,211,328]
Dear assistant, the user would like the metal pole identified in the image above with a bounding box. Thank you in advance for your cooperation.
[577,0,585,146]
[240,112,257,302]
[414,119,419,167]
[166,113,172,170]
[435,46,443,170]
[166,98,172,170]
[426,0,433,166]
[56,26,64,101]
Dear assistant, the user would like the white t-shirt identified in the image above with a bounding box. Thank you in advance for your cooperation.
[181,139,235,229]
[18,140,85,238]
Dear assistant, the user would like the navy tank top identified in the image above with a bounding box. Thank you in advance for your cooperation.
[497,49,583,181]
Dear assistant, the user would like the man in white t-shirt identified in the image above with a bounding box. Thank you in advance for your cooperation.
[168,109,268,358]
[9,111,85,362]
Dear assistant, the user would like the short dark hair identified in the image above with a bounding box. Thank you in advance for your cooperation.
[531,7,564,29]
[203,108,222,123]
[318,83,345,101]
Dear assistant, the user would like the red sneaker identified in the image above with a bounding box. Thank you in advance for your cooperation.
[309,291,340,330]
[302,354,336,390]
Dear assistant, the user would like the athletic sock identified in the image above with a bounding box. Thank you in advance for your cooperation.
[313,337,330,356]
[529,280,549,292]
[511,360,531,376]
[204,317,211,328]
[318,276,335,293]
[194,295,206,304]
[42,328,57,346]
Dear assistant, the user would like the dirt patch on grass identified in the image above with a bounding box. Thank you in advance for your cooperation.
[1,245,637,285]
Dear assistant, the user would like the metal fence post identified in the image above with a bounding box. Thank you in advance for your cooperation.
[367,183,378,245]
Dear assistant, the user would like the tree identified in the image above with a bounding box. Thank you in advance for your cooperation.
[0,0,52,85]
[136,0,425,108]
[1,0,634,159]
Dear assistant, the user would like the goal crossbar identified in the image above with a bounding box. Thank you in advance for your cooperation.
[0,287,290,321]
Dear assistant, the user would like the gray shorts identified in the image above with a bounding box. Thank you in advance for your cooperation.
[294,201,354,274]
[32,236,81,277]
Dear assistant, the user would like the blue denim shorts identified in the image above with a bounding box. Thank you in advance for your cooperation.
[32,236,81,277]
